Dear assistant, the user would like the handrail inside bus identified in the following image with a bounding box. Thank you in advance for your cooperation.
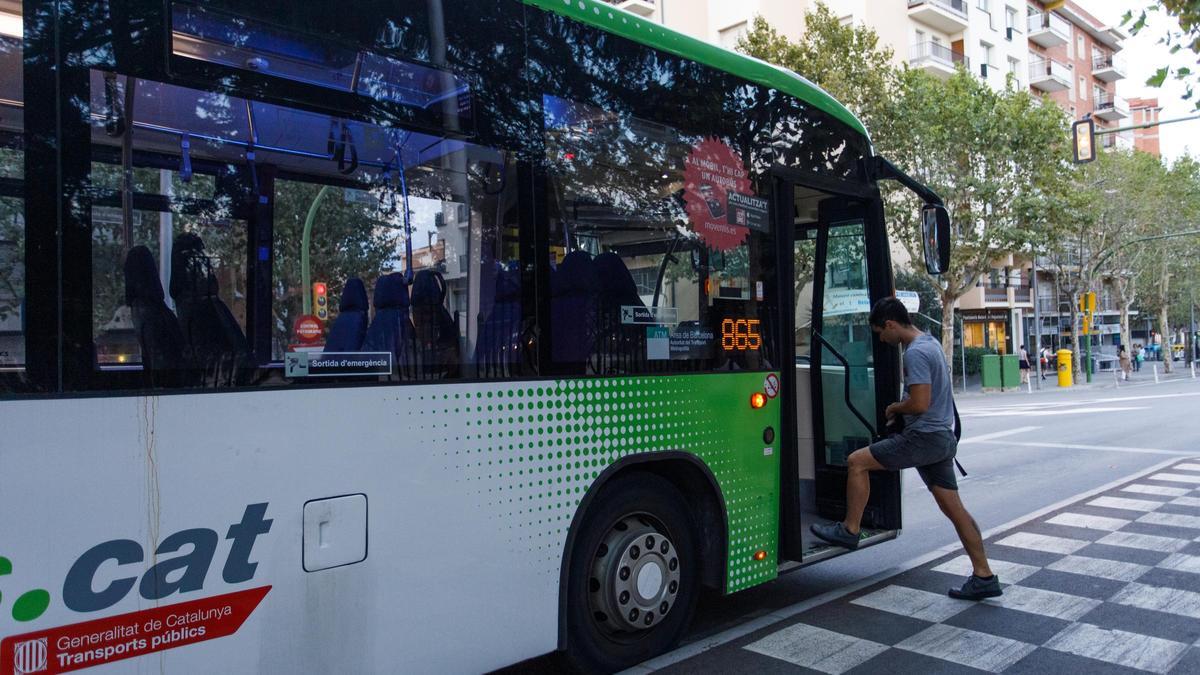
[812,329,878,439]
[868,155,944,207]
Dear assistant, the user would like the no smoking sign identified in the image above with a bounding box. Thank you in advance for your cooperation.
[763,373,779,399]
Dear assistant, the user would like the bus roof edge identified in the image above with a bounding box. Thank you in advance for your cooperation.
[522,0,871,142]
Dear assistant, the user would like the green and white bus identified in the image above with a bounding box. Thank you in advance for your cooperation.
[0,0,951,671]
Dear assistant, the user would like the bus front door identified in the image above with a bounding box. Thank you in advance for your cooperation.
[778,181,901,563]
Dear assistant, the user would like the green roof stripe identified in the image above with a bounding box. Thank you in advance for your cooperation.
[522,0,870,141]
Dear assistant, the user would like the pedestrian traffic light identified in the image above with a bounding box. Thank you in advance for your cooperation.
[1082,315,1091,336]
[1079,291,1095,314]
[313,281,329,321]
[1072,119,1095,164]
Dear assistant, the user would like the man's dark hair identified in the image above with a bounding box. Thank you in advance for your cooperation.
[869,296,912,328]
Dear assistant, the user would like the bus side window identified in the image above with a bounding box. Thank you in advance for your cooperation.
[1,33,26,388]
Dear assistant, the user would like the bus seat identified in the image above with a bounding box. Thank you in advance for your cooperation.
[550,250,598,371]
[324,278,369,352]
[169,233,251,386]
[410,269,461,379]
[593,252,646,374]
[123,245,186,380]
[474,266,523,378]
[362,272,415,376]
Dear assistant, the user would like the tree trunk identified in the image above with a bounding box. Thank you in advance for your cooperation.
[1120,302,1133,356]
[1160,264,1173,374]
[1069,291,1082,378]
[940,293,956,365]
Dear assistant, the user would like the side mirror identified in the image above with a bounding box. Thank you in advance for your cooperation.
[921,203,951,275]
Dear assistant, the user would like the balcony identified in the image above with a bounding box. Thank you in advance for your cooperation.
[1029,57,1071,92]
[615,0,655,17]
[908,0,969,34]
[1092,52,1127,82]
[1027,11,1070,48]
[1100,133,1133,151]
[1012,285,1032,304]
[1094,93,1129,121]
[909,41,968,78]
[984,286,1008,302]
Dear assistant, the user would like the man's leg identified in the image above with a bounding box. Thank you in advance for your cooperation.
[931,485,993,578]
[843,447,886,535]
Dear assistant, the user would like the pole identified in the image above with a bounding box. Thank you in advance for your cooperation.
[301,185,333,315]
[1032,258,1042,389]
[1085,322,1092,383]
[959,312,967,394]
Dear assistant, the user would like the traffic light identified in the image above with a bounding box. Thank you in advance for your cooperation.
[313,281,329,321]
[1082,315,1091,336]
[1072,119,1095,164]
[1078,291,1095,314]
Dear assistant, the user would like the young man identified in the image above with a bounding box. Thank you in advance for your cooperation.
[811,297,1001,601]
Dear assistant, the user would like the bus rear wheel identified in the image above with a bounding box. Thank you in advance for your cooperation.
[566,473,699,673]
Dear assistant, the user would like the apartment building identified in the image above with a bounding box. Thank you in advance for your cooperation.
[1128,97,1163,157]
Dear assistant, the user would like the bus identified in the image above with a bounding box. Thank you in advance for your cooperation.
[0,0,951,672]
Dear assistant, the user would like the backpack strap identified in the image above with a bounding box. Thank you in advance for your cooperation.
[952,401,968,477]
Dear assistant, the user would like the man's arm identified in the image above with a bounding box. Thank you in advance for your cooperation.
[886,384,930,420]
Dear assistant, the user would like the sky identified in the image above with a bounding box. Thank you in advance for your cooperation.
[1086,1,1200,162]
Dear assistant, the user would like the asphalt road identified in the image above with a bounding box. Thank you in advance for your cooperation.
[502,373,1200,673]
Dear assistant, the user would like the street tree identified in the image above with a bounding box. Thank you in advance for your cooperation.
[736,2,900,153]
[1124,1,1200,110]
[885,69,1070,361]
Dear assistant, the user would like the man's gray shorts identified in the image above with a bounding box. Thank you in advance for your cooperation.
[870,429,958,491]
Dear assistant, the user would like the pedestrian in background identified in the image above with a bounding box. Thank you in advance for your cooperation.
[1135,344,1144,372]
[1040,346,1053,379]
[1018,344,1030,384]
[1119,345,1132,380]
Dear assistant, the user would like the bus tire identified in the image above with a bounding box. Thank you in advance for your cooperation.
[565,472,699,673]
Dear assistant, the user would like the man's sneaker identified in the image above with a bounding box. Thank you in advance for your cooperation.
[810,522,860,550]
[948,574,1002,600]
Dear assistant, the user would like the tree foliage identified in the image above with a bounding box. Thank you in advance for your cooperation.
[1125,1,1200,110]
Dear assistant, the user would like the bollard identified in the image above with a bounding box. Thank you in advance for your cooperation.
[1154,365,1160,383]
[1114,367,1120,388]
[1192,362,1196,379]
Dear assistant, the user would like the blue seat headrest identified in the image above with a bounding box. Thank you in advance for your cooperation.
[410,269,445,308]
[373,272,409,310]
[593,252,642,307]
[340,278,369,312]
[552,251,598,296]
[124,245,165,304]
[493,267,520,303]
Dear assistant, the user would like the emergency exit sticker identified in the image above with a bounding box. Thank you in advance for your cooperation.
[1,587,270,674]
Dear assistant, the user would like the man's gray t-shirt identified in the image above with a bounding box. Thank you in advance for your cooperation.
[902,333,954,433]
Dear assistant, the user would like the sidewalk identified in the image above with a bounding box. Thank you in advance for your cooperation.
[957,363,1198,400]
[641,458,1200,674]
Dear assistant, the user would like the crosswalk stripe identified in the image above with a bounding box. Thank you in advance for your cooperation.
[931,556,1040,584]
[896,624,1035,673]
[1087,496,1165,512]
[1171,496,1200,508]
[1112,582,1200,619]
[1158,553,1200,575]
[1137,512,1200,530]
[743,622,888,674]
[1095,531,1191,553]
[1148,472,1200,484]
[850,585,971,623]
[1046,555,1151,582]
[1122,484,1190,497]
[994,531,1089,554]
[1046,512,1130,531]
[981,585,1100,621]
[1045,623,1190,674]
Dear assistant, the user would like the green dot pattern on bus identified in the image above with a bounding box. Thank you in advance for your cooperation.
[414,372,780,593]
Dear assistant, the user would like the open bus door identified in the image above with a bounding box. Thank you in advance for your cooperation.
[774,175,902,565]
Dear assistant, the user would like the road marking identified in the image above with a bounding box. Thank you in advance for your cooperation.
[994,532,1088,555]
[983,585,1101,621]
[1174,463,1200,472]
[931,556,1040,583]
[1122,484,1191,497]
[850,585,972,622]
[1158,553,1200,575]
[1095,531,1191,553]
[625,456,1188,674]
[1044,623,1191,674]
[972,440,1195,456]
[896,624,1035,673]
[1046,512,1130,531]
[1094,391,1200,404]
[743,623,887,674]
[1171,496,1200,507]
[1112,582,1200,619]
[1087,496,1165,512]
[1046,555,1151,582]
[1149,472,1200,484]
[961,406,1149,417]
[958,426,1041,444]
[1138,512,1200,530]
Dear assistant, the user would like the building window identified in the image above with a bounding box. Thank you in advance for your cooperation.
[980,42,993,77]
[1079,76,1087,100]
[1077,34,1085,56]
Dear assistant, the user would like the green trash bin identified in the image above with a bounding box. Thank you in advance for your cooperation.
[980,354,1001,389]
[1001,354,1021,389]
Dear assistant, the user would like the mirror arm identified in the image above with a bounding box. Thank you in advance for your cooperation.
[867,156,944,207]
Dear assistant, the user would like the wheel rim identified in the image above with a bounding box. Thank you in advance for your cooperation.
[588,514,681,635]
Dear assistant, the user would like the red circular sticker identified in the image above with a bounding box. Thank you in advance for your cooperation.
[294,315,324,343]
[764,373,780,399]
[683,138,752,252]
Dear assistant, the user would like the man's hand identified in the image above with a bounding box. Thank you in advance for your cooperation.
[885,402,903,422]
[886,384,931,421]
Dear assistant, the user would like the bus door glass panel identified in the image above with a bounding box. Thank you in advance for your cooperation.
[818,221,874,467]
[0,30,22,377]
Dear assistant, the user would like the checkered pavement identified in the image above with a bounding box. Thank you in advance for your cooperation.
[666,460,1200,674]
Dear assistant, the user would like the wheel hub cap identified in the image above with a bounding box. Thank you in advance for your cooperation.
[589,515,681,632]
